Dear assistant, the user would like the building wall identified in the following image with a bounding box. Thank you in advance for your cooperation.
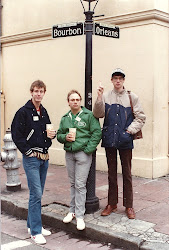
[1,0,169,178]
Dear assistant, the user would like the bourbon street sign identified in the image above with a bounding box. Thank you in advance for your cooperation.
[94,23,119,39]
[52,22,83,38]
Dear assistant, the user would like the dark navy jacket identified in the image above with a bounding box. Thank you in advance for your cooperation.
[93,88,146,150]
[102,103,134,149]
[11,100,52,156]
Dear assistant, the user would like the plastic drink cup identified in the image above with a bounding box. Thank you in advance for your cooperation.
[69,128,76,141]
[46,124,54,138]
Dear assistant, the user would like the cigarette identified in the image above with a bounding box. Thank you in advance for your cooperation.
[99,81,103,88]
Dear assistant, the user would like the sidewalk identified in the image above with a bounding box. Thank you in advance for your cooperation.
[1,161,169,250]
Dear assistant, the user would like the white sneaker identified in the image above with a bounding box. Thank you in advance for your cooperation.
[41,227,51,236]
[28,227,51,236]
[63,212,75,223]
[31,234,46,245]
[76,218,85,230]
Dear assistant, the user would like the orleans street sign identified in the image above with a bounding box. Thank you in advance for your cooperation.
[52,22,119,39]
[95,23,119,38]
[52,22,83,38]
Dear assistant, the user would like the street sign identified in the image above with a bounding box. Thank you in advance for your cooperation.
[52,22,84,38]
[52,22,120,39]
[94,23,119,39]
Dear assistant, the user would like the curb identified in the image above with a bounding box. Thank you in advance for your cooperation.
[1,197,169,250]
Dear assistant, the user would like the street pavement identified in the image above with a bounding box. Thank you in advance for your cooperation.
[1,213,123,250]
[1,160,169,250]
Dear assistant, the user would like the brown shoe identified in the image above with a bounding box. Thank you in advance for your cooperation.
[101,205,117,216]
[125,208,135,219]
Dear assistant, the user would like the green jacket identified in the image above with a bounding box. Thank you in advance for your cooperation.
[57,107,102,154]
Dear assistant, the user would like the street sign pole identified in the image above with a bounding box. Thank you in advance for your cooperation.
[82,0,100,214]
[84,10,93,110]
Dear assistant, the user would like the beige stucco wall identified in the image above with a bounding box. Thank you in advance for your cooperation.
[1,0,169,178]
[2,0,169,36]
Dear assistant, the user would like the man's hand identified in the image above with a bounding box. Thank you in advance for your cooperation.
[97,82,104,101]
[47,129,56,139]
[66,133,75,142]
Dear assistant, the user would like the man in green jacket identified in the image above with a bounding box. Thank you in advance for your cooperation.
[57,89,101,231]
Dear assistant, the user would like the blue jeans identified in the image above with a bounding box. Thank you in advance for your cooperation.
[65,151,92,219]
[23,155,49,236]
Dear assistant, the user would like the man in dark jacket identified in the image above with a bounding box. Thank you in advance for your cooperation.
[93,69,146,219]
[11,80,56,245]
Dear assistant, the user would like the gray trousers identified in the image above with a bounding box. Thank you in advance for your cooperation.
[65,151,92,219]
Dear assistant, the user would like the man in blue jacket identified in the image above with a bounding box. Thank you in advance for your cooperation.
[93,69,146,219]
[11,80,56,245]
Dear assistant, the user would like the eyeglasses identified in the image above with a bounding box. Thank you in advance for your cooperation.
[112,76,124,81]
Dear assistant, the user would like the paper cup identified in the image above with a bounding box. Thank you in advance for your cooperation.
[46,124,54,138]
[69,128,76,141]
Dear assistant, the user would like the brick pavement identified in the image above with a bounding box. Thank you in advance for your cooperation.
[2,213,121,249]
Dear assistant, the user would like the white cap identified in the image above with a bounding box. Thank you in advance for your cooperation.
[112,68,125,78]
